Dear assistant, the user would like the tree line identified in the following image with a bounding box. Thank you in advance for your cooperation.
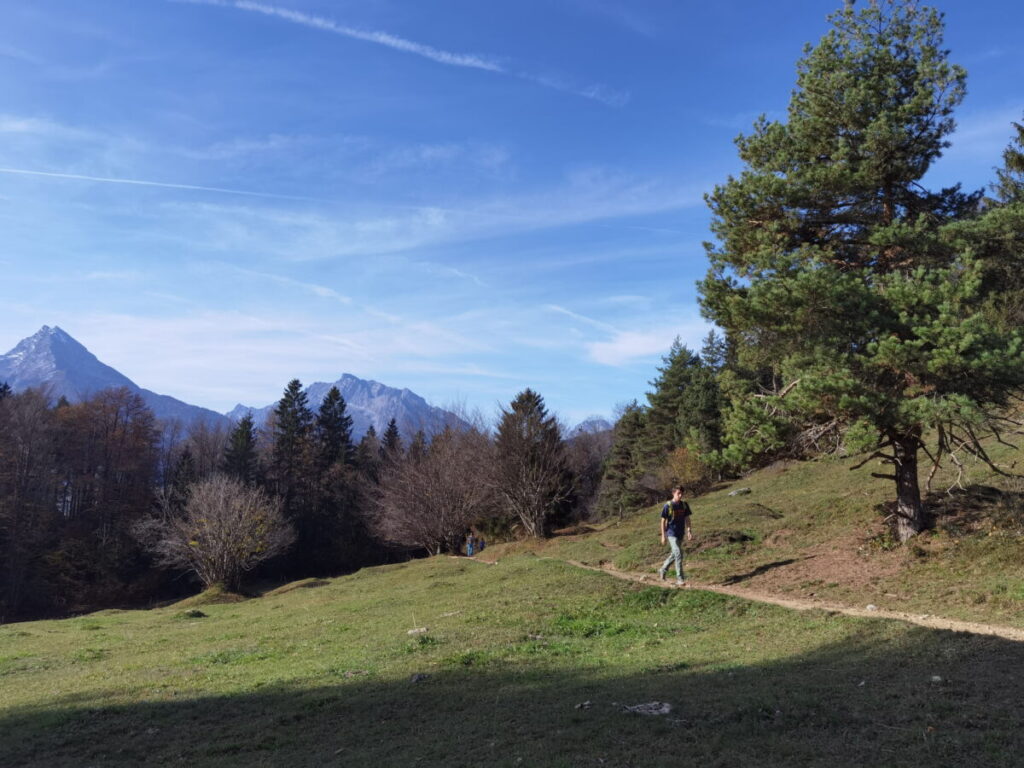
[0,380,609,621]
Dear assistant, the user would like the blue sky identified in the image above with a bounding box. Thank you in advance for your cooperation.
[2,0,1022,424]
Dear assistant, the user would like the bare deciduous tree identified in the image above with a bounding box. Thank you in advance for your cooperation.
[493,389,574,538]
[137,475,294,591]
[373,427,494,554]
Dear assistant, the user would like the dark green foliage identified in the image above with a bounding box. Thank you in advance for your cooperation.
[222,413,259,485]
[698,0,1024,540]
[168,447,198,513]
[270,379,314,511]
[380,418,403,462]
[0,381,10,401]
[993,118,1024,204]
[356,426,381,483]
[314,388,354,468]
[494,389,574,537]
[643,339,723,468]
[596,402,648,518]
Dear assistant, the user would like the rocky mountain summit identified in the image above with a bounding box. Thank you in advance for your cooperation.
[2,326,467,438]
[0,326,227,427]
[227,374,467,440]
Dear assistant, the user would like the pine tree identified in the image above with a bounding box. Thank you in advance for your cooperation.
[595,402,648,518]
[315,387,354,468]
[493,389,573,537]
[0,382,10,401]
[355,426,381,484]
[270,379,314,515]
[222,412,259,484]
[699,0,1024,541]
[993,117,1024,204]
[645,339,702,454]
[380,418,403,463]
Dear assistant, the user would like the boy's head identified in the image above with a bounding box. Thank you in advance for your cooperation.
[671,486,684,501]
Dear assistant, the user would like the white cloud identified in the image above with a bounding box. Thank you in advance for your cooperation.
[585,320,710,366]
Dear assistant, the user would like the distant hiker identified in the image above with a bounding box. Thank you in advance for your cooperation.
[658,486,693,585]
[466,533,476,557]
[478,537,485,553]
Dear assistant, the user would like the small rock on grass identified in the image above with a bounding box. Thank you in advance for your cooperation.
[575,700,592,710]
[728,487,752,496]
[407,627,428,635]
[623,702,672,716]
[410,673,430,683]
[866,604,878,611]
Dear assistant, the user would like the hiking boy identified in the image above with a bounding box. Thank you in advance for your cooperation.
[658,486,693,585]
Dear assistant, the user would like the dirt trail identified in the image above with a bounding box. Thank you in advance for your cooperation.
[557,559,1024,643]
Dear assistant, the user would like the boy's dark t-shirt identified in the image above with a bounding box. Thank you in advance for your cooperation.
[661,500,691,539]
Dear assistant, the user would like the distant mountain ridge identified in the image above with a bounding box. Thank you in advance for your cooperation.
[0,326,228,428]
[228,374,467,440]
[1,326,467,439]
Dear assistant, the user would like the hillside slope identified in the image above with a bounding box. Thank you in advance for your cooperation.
[486,437,1024,628]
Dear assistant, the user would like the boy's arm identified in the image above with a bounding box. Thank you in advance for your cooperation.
[684,515,693,541]
[660,515,667,543]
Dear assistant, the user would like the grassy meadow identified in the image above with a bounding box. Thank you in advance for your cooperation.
[3,552,1024,767]
[490,440,1024,628]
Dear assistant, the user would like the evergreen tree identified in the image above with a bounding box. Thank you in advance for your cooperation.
[699,330,729,372]
[645,339,702,454]
[699,0,1024,540]
[595,402,648,518]
[270,379,314,517]
[169,447,197,513]
[315,387,354,468]
[993,117,1024,204]
[355,426,381,484]
[644,339,722,460]
[380,418,403,462]
[493,389,573,537]
[0,382,10,401]
[222,412,259,484]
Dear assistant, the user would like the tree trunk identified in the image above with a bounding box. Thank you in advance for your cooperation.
[893,435,924,542]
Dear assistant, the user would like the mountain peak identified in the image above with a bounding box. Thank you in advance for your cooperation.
[0,327,227,429]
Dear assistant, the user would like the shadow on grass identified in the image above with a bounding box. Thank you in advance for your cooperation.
[3,628,1022,768]
[721,558,803,585]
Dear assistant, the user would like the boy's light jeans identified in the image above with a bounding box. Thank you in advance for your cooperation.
[660,536,684,580]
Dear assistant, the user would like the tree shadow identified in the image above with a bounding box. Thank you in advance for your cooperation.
[4,625,1020,767]
[720,558,803,585]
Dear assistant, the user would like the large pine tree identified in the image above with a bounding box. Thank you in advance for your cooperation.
[699,0,1024,541]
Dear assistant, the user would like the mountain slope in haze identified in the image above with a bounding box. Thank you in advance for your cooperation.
[0,326,229,428]
[228,374,468,440]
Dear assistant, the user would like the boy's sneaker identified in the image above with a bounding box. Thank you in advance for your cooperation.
[676,578,686,586]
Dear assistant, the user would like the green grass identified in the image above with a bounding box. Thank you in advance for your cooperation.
[494,438,1024,627]
[3,554,1024,766]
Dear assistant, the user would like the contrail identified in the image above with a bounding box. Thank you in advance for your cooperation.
[0,166,323,201]
[177,0,503,72]
[174,0,628,106]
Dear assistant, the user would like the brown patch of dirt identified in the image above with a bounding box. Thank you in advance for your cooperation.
[553,525,597,537]
[690,529,755,555]
[732,530,903,594]
[763,528,794,546]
